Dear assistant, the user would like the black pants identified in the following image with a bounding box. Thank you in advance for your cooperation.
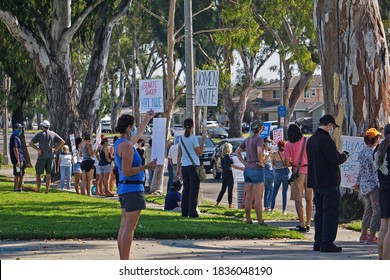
[313,186,341,249]
[217,171,234,204]
[181,165,200,217]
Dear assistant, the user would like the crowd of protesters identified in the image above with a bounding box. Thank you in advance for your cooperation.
[8,113,390,260]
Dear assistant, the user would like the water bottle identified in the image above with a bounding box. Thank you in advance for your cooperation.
[91,185,96,195]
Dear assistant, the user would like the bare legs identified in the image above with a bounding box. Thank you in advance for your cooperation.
[244,183,264,224]
[74,172,81,194]
[81,170,94,196]
[117,209,142,260]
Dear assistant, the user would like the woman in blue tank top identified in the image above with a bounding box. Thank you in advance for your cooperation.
[114,110,156,260]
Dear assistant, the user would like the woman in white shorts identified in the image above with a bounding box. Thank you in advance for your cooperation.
[98,137,114,197]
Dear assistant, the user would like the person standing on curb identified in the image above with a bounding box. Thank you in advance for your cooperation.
[284,124,312,232]
[353,128,381,244]
[29,120,65,193]
[307,114,349,253]
[374,124,390,260]
[235,120,266,225]
[176,118,207,218]
[10,123,26,192]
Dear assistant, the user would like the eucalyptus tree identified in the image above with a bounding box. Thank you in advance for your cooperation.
[315,0,390,138]
[254,0,318,133]
[0,0,134,139]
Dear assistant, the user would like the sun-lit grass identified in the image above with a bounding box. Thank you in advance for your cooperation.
[0,178,304,240]
[342,220,361,232]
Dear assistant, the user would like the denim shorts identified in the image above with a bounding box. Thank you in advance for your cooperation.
[243,168,264,184]
[97,164,111,174]
[73,162,82,173]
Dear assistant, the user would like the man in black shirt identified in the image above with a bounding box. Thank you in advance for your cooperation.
[307,115,349,252]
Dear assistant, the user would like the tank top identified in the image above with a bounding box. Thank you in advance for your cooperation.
[273,151,286,169]
[82,142,93,161]
[114,138,145,195]
[99,147,111,166]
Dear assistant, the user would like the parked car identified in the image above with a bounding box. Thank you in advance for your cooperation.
[208,127,228,139]
[210,138,245,179]
[196,136,216,171]
[100,119,112,133]
[206,120,219,129]
[170,124,184,136]
[295,117,313,134]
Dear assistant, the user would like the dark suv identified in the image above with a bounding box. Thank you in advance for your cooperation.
[210,138,245,179]
[196,136,216,171]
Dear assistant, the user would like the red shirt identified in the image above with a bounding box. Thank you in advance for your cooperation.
[283,137,308,174]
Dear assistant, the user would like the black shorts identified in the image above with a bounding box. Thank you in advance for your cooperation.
[13,162,26,177]
[380,188,390,218]
[119,191,146,212]
[81,160,95,172]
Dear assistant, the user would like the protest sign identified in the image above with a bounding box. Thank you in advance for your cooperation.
[232,157,244,182]
[95,124,101,148]
[260,123,271,138]
[340,136,366,188]
[195,70,219,106]
[273,128,283,142]
[139,79,164,113]
[151,118,167,165]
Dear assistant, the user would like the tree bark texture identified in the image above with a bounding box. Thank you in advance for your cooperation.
[315,0,390,137]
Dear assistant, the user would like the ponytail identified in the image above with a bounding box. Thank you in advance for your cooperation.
[183,118,194,138]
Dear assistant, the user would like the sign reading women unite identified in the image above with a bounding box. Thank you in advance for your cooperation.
[195,70,219,106]
[139,79,164,113]
[340,136,366,188]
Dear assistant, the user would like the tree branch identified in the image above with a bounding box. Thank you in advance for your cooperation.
[62,0,105,43]
[0,10,50,68]
[133,0,168,24]
[175,27,238,43]
[175,1,214,37]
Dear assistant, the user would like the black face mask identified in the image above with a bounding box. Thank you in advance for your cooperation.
[141,143,145,147]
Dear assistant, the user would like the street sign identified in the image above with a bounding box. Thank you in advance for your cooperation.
[278,106,287,118]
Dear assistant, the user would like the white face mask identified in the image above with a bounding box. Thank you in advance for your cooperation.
[329,125,334,135]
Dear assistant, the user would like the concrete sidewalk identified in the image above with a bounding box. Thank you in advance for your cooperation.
[0,167,379,260]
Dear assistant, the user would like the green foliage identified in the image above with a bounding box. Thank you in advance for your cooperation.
[339,192,364,223]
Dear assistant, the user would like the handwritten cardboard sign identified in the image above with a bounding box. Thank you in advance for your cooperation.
[139,79,164,113]
[340,136,366,188]
[195,70,219,106]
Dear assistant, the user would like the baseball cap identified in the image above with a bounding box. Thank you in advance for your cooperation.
[83,131,91,138]
[250,120,264,132]
[364,128,381,139]
[13,123,24,130]
[40,120,50,128]
[319,114,339,127]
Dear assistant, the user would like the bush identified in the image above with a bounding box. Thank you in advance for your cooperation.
[339,190,364,222]
[0,153,3,167]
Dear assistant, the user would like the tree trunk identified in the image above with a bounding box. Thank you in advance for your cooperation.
[111,71,126,132]
[283,72,313,133]
[315,0,390,137]
[315,0,390,221]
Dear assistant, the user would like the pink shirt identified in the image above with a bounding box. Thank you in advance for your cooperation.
[283,137,308,174]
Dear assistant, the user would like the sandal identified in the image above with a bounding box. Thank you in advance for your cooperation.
[290,225,307,232]
[366,236,378,244]
[359,235,368,243]
[104,190,115,197]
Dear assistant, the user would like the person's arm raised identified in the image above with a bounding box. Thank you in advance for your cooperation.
[131,110,154,144]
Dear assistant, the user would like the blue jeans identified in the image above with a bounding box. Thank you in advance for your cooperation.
[271,168,289,211]
[264,178,273,208]
[60,166,71,189]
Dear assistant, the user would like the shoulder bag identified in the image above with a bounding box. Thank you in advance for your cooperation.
[180,136,207,181]
[288,137,307,184]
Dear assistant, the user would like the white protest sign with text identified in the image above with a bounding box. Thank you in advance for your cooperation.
[139,79,164,113]
[273,128,283,143]
[195,70,219,106]
[340,136,366,188]
[151,118,167,165]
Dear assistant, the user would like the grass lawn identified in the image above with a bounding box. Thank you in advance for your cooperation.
[0,177,304,240]
[342,220,361,232]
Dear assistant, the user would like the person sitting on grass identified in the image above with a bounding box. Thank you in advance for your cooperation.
[164,181,183,212]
